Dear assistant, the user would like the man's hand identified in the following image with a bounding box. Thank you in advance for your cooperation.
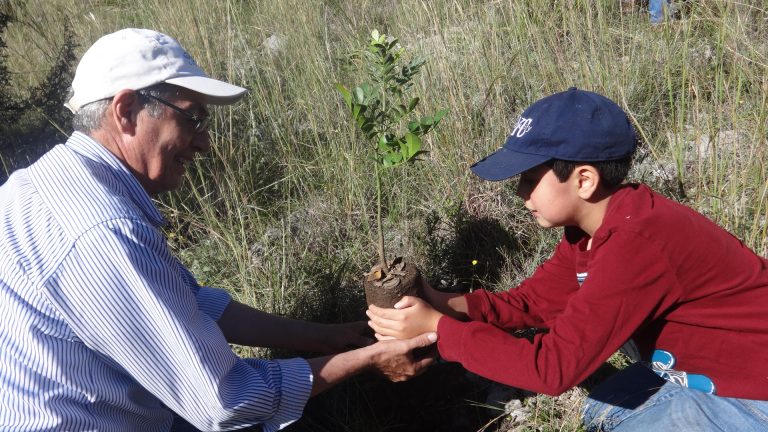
[308,331,438,395]
[366,296,444,340]
[367,332,439,381]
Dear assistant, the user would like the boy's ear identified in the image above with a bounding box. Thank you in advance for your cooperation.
[575,165,600,200]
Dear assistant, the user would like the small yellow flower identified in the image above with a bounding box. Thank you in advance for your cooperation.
[471,259,478,266]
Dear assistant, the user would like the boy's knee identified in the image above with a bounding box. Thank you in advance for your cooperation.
[581,398,618,431]
[580,399,597,430]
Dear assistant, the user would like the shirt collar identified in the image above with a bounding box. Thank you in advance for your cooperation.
[564,184,643,247]
[65,131,166,227]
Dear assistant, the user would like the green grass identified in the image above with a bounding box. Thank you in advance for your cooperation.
[2,0,767,430]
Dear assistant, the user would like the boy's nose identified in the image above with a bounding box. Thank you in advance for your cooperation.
[515,182,529,200]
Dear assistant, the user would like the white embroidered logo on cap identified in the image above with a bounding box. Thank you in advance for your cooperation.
[182,52,198,67]
[510,116,533,138]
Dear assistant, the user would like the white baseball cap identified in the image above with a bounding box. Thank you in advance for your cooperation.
[65,28,247,113]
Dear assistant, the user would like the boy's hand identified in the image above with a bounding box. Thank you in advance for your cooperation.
[366,296,444,340]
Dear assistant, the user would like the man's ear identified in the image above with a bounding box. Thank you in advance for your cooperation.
[110,89,141,135]
[575,165,600,200]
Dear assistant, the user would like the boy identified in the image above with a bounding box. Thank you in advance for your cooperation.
[367,88,768,430]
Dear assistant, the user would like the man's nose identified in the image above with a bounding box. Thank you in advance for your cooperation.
[193,130,211,153]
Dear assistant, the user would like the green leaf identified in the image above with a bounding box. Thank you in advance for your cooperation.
[361,121,375,137]
[354,86,365,105]
[382,64,395,76]
[420,115,434,126]
[408,97,420,112]
[383,152,403,167]
[335,83,351,107]
[433,108,449,124]
[378,134,392,152]
[408,57,426,69]
[403,133,422,160]
[407,120,421,133]
[364,83,379,102]
[352,104,362,120]
[389,105,405,121]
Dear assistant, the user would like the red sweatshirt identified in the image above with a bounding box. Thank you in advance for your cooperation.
[437,184,768,399]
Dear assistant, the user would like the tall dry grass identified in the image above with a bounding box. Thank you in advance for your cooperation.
[2,0,767,430]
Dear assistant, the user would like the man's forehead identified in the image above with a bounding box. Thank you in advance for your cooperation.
[167,90,209,114]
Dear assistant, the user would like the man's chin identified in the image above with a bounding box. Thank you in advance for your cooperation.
[144,177,183,196]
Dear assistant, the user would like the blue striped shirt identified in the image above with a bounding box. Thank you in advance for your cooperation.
[0,132,312,431]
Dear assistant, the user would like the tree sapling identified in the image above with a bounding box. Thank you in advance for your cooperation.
[336,30,447,307]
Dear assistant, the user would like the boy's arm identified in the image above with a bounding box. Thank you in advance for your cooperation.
[420,280,469,319]
[385,235,581,338]
[435,231,678,396]
[462,236,581,329]
[372,233,583,341]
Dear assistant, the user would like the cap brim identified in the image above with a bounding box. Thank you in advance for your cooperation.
[470,147,551,181]
[165,75,248,105]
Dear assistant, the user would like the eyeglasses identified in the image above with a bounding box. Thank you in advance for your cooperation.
[140,92,210,133]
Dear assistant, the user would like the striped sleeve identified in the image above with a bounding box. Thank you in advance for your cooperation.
[41,218,312,430]
[175,263,232,321]
[197,286,233,321]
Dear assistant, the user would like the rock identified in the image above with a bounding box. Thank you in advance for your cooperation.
[263,34,283,55]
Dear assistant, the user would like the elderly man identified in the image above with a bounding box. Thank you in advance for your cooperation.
[0,28,437,431]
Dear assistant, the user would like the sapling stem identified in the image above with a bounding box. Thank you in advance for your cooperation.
[375,162,387,270]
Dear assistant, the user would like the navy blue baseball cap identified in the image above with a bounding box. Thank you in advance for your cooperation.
[470,87,637,181]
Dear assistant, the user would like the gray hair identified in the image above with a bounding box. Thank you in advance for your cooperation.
[72,83,183,133]
[72,98,112,133]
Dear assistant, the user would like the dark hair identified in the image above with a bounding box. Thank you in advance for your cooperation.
[546,156,633,189]
[545,114,641,188]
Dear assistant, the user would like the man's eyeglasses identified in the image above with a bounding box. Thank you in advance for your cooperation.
[140,92,210,133]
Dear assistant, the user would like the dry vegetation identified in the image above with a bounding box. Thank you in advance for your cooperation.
[1,0,766,430]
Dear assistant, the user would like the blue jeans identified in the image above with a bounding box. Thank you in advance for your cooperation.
[582,363,768,431]
[649,0,670,24]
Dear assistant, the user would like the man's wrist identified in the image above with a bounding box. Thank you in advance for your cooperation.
[357,343,380,372]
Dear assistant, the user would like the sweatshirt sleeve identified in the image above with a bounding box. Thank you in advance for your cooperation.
[437,231,681,395]
[464,236,581,329]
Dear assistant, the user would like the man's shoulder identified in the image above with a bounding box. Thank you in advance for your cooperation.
[26,144,148,238]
